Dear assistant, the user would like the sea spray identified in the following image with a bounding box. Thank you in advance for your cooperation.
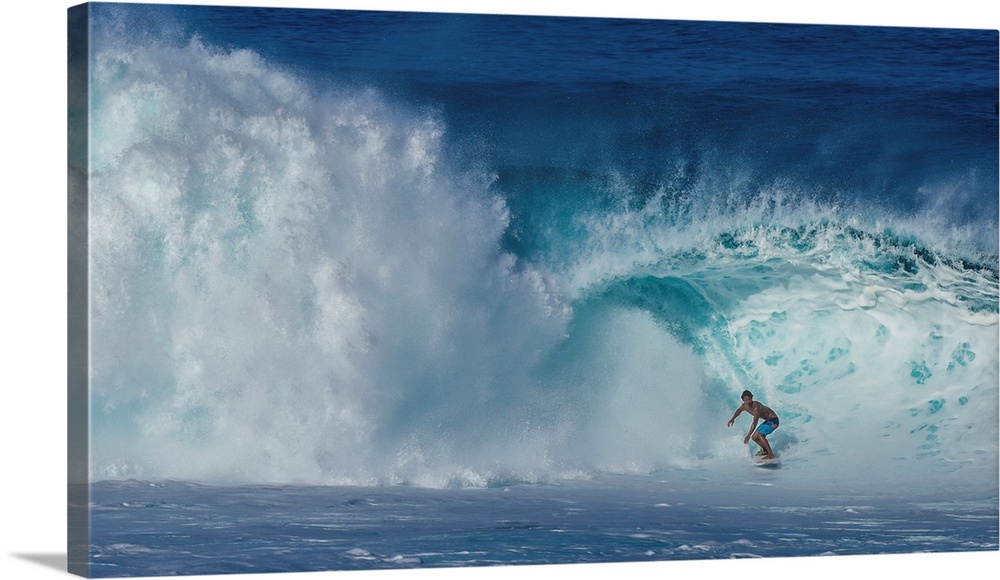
[88,33,576,485]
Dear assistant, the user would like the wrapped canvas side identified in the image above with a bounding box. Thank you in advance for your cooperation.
[68,3,91,578]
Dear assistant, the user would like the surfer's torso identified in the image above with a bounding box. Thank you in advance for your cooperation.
[748,401,777,421]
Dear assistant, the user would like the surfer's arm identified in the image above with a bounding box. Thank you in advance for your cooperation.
[726,406,745,427]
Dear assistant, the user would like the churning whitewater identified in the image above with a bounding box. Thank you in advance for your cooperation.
[82,6,998,499]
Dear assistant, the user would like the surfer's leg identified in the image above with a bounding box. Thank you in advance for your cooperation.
[752,432,775,459]
[754,421,777,459]
[760,436,774,459]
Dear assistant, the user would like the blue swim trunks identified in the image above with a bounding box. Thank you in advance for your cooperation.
[757,417,779,436]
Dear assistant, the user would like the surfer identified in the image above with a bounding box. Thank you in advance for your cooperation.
[727,390,779,460]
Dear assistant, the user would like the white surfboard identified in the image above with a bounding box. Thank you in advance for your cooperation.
[752,455,781,467]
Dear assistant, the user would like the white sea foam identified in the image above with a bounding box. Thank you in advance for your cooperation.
[88,29,581,486]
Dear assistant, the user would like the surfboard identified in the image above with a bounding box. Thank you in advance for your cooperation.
[752,455,781,467]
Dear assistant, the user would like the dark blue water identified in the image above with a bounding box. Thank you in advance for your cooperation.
[78,4,998,577]
[87,477,998,577]
[107,3,999,232]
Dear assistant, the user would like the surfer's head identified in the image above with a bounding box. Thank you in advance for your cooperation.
[741,390,753,402]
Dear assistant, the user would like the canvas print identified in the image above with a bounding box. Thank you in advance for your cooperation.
[68,2,999,577]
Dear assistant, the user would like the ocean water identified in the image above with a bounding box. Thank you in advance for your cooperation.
[71,3,998,577]
[85,475,996,576]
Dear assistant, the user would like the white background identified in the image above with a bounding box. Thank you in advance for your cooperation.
[2,1,997,579]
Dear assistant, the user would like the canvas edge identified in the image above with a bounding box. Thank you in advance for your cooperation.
[68,3,91,578]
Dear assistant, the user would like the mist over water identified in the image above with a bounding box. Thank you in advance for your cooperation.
[84,7,998,496]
